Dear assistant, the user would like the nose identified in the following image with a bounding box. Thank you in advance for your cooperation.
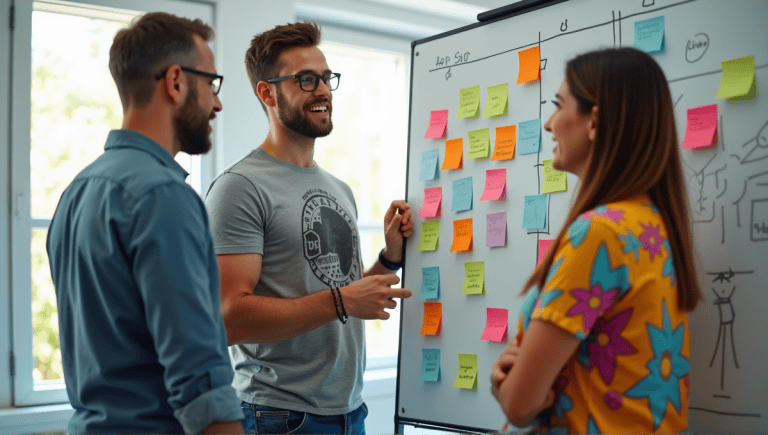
[543,113,553,133]
[313,78,332,99]
[213,93,223,112]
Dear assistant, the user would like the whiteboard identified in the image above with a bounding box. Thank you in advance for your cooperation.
[396,0,768,432]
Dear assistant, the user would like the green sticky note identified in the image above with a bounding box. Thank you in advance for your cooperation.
[453,353,478,389]
[482,83,508,118]
[467,128,490,159]
[456,85,481,119]
[462,261,485,295]
[418,221,440,251]
[716,55,756,101]
[420,348,441,382]
[542,159,567,193]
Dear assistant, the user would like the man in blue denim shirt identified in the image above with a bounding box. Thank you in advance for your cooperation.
[46,12,243,434]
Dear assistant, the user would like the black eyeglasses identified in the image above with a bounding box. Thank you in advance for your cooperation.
[155,66,223,95]
[266,72,341,92]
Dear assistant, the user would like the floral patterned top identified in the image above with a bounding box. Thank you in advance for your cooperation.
[517,195,690,434]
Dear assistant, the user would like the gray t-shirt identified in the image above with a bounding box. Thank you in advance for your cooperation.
[205,148,365,415]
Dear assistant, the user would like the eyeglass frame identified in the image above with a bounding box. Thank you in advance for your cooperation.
[266,72,341,92]
[155,66,224,95]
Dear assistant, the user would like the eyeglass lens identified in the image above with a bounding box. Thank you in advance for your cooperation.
[299,73,339,92]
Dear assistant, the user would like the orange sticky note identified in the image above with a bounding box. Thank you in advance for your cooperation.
[450,218,473,252]
[441,138,463,170]
[492,125,517,160]
[682,104,718,149]
[537,239,554,266]
[517,46,541,84]
[421,302,442,335]
[479,169,506,201]
[419,187,442,218]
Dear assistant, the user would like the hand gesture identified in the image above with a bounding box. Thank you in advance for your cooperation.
[382,200,413,263]
[491,341,520,401]
[340,274,412,320]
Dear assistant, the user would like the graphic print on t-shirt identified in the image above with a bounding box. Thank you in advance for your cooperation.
[302,189,361,288]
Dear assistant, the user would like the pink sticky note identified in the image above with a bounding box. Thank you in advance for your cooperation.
[425,110,449,139]
[486,212,507,247]
[419,187,442,218]
[479,169,507,201]
[537,239,554,266]
[481,307,508,342]
[682,104,717,149]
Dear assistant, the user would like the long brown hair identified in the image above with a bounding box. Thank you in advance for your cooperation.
[523,47,702,312]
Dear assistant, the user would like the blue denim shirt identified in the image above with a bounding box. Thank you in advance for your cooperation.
[47,129,243,434]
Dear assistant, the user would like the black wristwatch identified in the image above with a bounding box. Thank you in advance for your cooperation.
[378,248,403,271]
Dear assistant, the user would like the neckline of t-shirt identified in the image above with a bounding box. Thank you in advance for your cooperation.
[254,147,320,174]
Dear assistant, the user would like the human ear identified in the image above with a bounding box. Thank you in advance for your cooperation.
[588,105,599,142]
[257,81,275,107]
[162,65,186,105]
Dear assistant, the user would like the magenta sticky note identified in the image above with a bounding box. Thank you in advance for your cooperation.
[537,239,554,266]
[481,307,508,342]
[419,187,442,218]
[479,169,507,201]
[486,212,507,247]
[425,110,449,139]
[682,104,717,149]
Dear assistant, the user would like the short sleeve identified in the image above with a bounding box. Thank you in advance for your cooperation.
[205,172,266,255]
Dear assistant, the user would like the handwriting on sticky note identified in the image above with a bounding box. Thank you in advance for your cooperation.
[453,353,478,389]
[425,110,448,139]
[418,221,440,252]
[483,83,509,118]
[421,267,440,299]
[486,212,507,248]
[452,177,473,212]
[481,308,508,342]
[456,85,481,119]
[420,302,441,335]
[441,138,463,170]
[542,159,567,193]
[451,218,473,252]
[517,119,541,155]
[537,239,554,266]
[467,128,491,159]
[420,348,440,382]
[419,187,442,218]
[462,261,484,295]
[418,149,439,182]
[479,169,506,201]
[682,104,718,149]
[716,55,756,100]
[492,125,516,161]
[634,16,665,53]
[522,194,547,229]
[517,46,540,84]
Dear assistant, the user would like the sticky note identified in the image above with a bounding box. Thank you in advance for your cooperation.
[456,85,481,119]
[453,353,478,389]
[462,261,484,295]
[421,267,440,299]
[716,55,756,100]
[492,125,516,161]
[420,349,441,381]
[452,177,473,212]
[483,83,509,117]
[418,221,440,252]
[479,169,506,201]
[425,110,448,139]
[517,46,541,84]
[481,308,508,342]
[522,194,547,229]
[451,218,473,252]
[420,302,441,335]
[682,105,718,149]
[441,138,463,170]
[518,119,541,155]
[634,16,665,53]
[419,187,442,218]
[418,149,439,182]
[542,159,567,193]
[467,128,491,159]
[486,212,507,248]
[537,239,554,266]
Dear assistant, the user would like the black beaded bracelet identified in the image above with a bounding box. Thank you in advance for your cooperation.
[336,288,348,322]
[378,248,403,271]
[330,288,347,324]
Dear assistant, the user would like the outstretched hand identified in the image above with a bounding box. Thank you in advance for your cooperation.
[382,200,413,263]
[340,274,412,320]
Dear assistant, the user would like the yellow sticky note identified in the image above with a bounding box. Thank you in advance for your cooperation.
[542,159,567,193]
[462,261,485,295]
[467,128,490,159]
[441,138,463,170]
[420,302,442,335]
[517,46,541,84]
[418,221,440,252]
[716,55,756,100]
[456,85,481,119]
[450,218,473,252]
[492,125,517,161]
[453,353,478,389]
[482,83,509,118]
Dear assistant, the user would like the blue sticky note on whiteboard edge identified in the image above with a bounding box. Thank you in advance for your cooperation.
[451,176,474,211]
[634,16,665,53]
[517,119,541,155]
[420,348,441,381]
[421,267,440,299]
[522,194,548,229]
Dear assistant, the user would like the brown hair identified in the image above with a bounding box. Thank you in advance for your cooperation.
[109,12,214,109]
[244,22,322,112]
[524,47,702,312]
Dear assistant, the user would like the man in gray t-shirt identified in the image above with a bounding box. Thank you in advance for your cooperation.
[204,22,412,434]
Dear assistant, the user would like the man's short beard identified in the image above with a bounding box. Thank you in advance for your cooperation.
[174,83,212,155]
[276,86,332,139]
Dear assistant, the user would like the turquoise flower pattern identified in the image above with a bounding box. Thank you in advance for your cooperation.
[589,243,631,298]
[567,216,592,248]
[617,228,643,263]
[661,240,675,286]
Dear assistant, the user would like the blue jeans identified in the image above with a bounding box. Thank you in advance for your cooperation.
[241,402,367,434]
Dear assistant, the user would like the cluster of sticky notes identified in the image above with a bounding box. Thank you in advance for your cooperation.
[442,138,463,170]
[421,302,442,335]
[682,104,717,149]
[481,308,508,342]
[419,149,439,182]
[542,159,567,193]
[492,125,517,161]
[453,353,478,389]
[452,177,473,212]
[634,16,665,53]
[523,194,548,229]
[462,261,485,295]
[486,212,507,247]
[456,85,481,118]
[482,83,509,117]
[420,349,441,381]
[420,187,442,218]
[517,119,541,155]
[517,46,541,84]
[421,266,440,299]
[479,169,507,201]
[537,239,554,266]
[451,218,474,252]
[716,55,756,101]
[425,110,448,139]
[418,221,440,251]
[467,128,491,159]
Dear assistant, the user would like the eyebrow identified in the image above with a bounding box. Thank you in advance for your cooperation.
[295,69,332,75]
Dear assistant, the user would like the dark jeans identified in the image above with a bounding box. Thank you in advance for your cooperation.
[241,401,367,434]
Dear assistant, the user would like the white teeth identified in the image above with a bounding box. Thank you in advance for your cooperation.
[309,106,327,112]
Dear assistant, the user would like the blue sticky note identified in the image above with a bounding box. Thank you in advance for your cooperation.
[634,16,665,53]
[421,267,440,299]
[517,119,541,155]
[522,194,547,229]
[420,348,441,382]
[452,177,473,212]
[419,149,439,182]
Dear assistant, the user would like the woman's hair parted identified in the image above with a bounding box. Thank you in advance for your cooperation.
[524,47,702,312]
[244,22,322,112]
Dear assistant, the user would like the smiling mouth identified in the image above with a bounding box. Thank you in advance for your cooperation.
[309,105,329,113]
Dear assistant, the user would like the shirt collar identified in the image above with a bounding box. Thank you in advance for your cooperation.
[104,129,189,179]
